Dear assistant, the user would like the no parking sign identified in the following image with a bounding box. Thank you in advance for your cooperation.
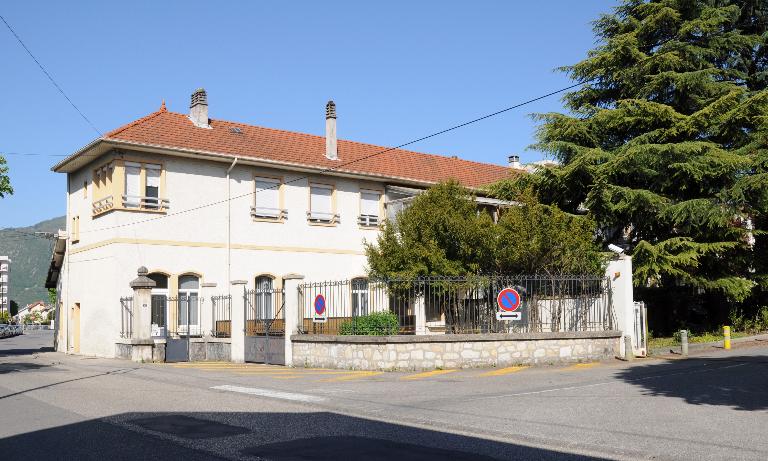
[496,287,524,321]
[313,294,327,323]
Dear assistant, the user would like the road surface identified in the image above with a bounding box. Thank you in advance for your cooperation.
[1,331,767,460]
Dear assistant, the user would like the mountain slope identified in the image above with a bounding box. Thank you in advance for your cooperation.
[0,216,65,308]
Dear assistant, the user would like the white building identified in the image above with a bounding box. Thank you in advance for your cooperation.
[46,89,516,358]
[0,256,9,316]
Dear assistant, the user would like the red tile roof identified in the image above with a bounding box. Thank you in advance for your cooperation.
[102,108,515,188]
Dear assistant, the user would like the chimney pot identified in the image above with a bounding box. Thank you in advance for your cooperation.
[508,155,522,169]
[189,88,210,128]
[325,100,338,160]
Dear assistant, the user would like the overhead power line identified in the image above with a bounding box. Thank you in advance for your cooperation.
[0,14,102,136]
[73,78,595,237]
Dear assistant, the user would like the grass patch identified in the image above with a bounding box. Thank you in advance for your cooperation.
[648,330,750,350]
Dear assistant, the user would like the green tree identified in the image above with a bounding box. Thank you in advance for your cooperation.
[365,181,496,278]
[9,300,19,317]
[0,155,12,198]
[506,1,768,306]
[492,190,606,276]
[48,288,57,306]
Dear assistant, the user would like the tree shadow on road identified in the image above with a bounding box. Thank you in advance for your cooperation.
[615,355,768,411]
[0,410,613,461]
[0,361,52,374]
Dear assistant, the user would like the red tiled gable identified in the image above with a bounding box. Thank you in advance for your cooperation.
[103,109,515,188]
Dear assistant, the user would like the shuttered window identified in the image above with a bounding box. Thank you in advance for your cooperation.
[309,184,334,222]
[124,163,141,207]
[359,190,381,226]
[254,177,281,218]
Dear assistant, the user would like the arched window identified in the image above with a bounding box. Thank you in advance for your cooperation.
[351,277,369,316]
[255,276,274,319]
[178,274,200,335]
[148,273,168,336]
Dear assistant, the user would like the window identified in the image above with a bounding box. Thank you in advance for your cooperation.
[71,216,80,243]
[148,273,168,336]
[177,275,200,335]
[122,161,167,211]
[351,278,369,316]
[252,177,286,220]
[124,163,141,208]
[145,165,161,209]
[359,190,381,226]
[254,276,275,319]
[308,183,337,223]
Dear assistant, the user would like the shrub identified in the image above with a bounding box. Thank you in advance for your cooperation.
[339,312,399,336]
[0,311,10,324]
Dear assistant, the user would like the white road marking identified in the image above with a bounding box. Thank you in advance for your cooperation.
[465,362,747,401]
[211,385,326,403]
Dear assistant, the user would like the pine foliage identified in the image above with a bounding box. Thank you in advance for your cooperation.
[512,0,768,302]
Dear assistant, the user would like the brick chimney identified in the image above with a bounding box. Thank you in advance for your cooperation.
[325,100,338,160]
[189,88,210,128]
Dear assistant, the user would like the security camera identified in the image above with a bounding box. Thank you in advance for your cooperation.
[608,244,625,254]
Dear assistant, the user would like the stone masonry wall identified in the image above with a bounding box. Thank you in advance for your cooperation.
[291,332,621,371]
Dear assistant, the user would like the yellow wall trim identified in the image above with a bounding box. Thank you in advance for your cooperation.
[70,237,364,256]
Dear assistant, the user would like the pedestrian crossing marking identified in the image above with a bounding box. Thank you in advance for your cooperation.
[479,366,528,377]
[401,369,457,380]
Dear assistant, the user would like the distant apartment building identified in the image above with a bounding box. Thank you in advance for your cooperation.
[45,89,521,358]
[0,256,9,315]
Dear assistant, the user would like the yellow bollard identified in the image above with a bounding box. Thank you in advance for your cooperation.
[723,326,731,350]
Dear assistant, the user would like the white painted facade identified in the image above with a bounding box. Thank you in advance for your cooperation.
[55,148,433,357]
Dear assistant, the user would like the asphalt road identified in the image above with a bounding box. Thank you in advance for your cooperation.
[1,331,767,460]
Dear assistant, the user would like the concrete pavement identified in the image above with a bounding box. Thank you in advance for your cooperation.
[1,331,767,460]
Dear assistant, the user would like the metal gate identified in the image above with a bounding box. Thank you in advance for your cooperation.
[165,294,202,362]
[244,285,285,365]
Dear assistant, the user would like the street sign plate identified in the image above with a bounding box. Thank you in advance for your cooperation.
[496,287,523,322]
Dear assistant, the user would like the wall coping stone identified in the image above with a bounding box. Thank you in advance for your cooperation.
[291,330,622,344]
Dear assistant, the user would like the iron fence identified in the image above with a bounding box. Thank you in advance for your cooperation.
[298,275,614,335]
[211,295,232,338]
[120,296,133,338]
[245,287,285,336]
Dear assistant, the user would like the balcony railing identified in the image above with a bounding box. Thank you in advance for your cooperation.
[307,211,340,224]
[357,214,380,227]
[122,195,170,211]
[250,206,288,220]
[92,195,115,215]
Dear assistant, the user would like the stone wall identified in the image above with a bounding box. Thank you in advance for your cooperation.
[291,331,621,371]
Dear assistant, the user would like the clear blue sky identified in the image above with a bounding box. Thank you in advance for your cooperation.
[0,0,615,228]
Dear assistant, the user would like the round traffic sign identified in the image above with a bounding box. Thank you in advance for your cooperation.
[314,294,326,315]
[497,288,521,312]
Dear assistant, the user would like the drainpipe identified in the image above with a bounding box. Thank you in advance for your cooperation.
[226,157,239,297]
[65,173,71,353]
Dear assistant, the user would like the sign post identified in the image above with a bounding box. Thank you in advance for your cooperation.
[496,287,523,321]
[313,294,327,323]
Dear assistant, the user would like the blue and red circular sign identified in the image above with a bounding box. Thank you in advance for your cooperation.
[497,288,521,312]
[314,294,326,315]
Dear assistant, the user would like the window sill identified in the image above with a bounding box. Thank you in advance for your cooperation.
[252,217,285,224]
[308,221,339,227]
[358,224,381,230]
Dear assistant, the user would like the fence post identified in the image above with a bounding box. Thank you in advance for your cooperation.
[680,330,688,356]
[230,280,248,363]
[414,294,427,335]
[282,273,305,367]
[129,267,156,341]
[607,255,635,358]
